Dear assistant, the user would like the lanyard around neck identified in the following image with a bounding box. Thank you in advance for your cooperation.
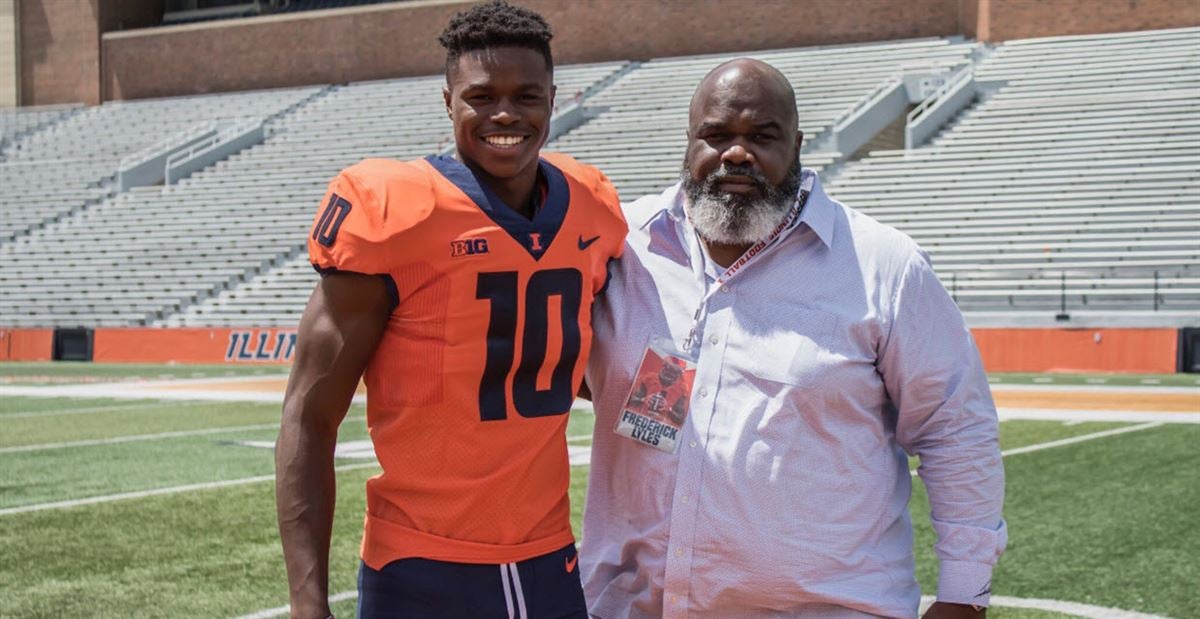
[681,177,814,351]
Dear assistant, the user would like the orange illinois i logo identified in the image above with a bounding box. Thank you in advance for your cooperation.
[529,232,543,251]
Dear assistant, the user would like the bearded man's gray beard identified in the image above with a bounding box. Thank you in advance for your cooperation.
[681,158,803,245]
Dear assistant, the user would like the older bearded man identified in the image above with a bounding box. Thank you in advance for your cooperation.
[580,59,1006,619]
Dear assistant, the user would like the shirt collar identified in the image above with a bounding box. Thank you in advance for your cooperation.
[796,169,835,248]
[657,168,835,248]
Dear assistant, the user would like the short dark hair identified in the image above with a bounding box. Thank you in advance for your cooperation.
[438,0,554,77]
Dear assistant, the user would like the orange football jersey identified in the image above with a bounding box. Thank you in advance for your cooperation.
[308,153,626,568]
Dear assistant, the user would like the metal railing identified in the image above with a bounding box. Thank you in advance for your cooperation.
[164,118,262,185]
[907,64,972,125]
[832,73,902,130]
[119,121,217,172]
[944,268,1199,314]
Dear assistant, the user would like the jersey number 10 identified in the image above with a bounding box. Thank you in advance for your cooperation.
[476,268,583,421]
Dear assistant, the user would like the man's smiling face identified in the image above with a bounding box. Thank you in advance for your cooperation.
[444,46,555,183]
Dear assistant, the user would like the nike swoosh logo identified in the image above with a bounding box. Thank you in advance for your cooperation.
[565,554,578,573]
[578,234,600,250]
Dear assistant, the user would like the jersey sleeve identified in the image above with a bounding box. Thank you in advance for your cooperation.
[307,159,435,277]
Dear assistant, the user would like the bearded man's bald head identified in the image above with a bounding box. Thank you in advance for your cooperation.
[689,58,799,134]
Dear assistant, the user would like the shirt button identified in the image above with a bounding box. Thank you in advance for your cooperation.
[681,495,689,504]
[671,595,680,605]
[699,387,708,397]
[689,441,697,448]
[675,548,684,557]
[720,285,730,293]
[708,335,718,345]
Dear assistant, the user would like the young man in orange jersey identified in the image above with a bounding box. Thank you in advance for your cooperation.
[274,2,626,617]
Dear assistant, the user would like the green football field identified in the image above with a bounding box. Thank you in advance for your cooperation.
[0,362,1197,618]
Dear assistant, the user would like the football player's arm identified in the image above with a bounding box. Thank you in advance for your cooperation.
[276,273,391,619]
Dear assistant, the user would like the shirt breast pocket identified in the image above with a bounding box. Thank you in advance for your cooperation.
[729,306,840,389]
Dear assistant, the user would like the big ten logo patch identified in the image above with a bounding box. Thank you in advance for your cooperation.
[451,237,490,257]
[225,330,297,362]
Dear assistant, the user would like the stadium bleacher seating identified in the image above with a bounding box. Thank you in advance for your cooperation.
[553,37,977,200]
[824,27,1200,314]
[1,29,1196,328]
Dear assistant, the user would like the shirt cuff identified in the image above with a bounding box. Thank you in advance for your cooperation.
[937,560,994,607]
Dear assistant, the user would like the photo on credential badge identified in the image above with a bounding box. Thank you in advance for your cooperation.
[614,345,697,453]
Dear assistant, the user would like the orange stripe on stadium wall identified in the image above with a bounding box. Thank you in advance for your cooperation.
[1,326,1180,373]
[92,328,297,364]
[0,329,54,362]
[972,328,1178,374]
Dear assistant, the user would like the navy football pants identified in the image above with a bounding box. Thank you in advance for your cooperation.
[357,543,587,619]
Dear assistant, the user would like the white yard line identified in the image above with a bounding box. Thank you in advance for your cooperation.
[0,423,280,454]
[908,422,1163,477]
[992,383,1200,394]
[918,595,1168,619]
[0,462,379,517]
[998,407,1200,424]
[0,384,351,404]
[2,401,178,419]
[234,591,360,619]
[0,416,367,454]
[1001,422,1163,457]
[238,588,1173,619]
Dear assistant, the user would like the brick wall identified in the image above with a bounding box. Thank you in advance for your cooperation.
[1,0,17,107]
[19,0,1200,104]
[18,0,102,105]
[101,0,963,101]
[982,0,1200,42]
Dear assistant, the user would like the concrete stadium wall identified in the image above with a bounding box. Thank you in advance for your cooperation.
[0,326,1185,374]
